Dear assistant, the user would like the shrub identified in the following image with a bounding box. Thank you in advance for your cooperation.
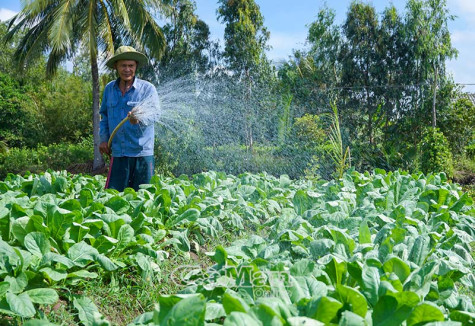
[417,127,453,177]
[466,132,475,159]
[279,113,331,179]
[467,143,475,159]
[0,137,93,178]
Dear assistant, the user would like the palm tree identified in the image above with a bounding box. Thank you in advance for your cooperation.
[5,0,167,170]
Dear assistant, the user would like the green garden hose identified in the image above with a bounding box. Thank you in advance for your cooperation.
[107,115,130,150]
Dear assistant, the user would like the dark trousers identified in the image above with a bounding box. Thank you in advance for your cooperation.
[105,156,154,191]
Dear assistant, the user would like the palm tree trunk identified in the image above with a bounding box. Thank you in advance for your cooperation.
[91,53,104,171]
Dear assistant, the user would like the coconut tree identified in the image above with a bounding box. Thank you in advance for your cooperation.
[5,0,167,170]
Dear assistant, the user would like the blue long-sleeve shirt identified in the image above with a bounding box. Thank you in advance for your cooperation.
[99,77,157,157]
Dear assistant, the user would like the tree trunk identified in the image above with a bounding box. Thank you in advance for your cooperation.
[366,88,374,144]
[91,53,104,170]
[245,69,253,150]
[432,64,438,128]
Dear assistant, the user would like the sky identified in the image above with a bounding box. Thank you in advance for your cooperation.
[1,0,474,92]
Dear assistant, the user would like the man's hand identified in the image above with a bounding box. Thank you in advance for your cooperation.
[99,142,111,156]
[128,111,139,125]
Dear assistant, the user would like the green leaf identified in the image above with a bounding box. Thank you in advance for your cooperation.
[11,203,28,218]
[407,302,444,326]
[223,312,262,326]
[94,254,118,271]
[169,208,200,227]
[25,288,59,305]
[383,256,411,283]
[0,282,10,298]
[205,302,226,321]
[449,192,471,213]
[59,198,82,211]
[4,273,28,294]
[408,235,431,266]
[52,176,68,193]
[306,296,343,323]
[73,296,101,326]
[91,235,118,254]
[373,292,419,326]
[161,294,206,326]
[256,297,293,322]
[290,260,315,276]
[24,232,51,258]
[40,252,76,269]
[11,216,30,245]
[79,188,94,207]
[325,257,347,286]
[287,317,324,326]
[69,222,90,243]
[23,320,58,326]
[99,214,131,238]
[359,221,371,244]
[339,310,367,326]
[67,270,98,279]
[249,302,285,325]
[155,229,167,242]
[336,285,368,318]
[288,276,327,303]
[404,261,438,297]
[293,190,315,216]
[40,267,68,282]
[212,245,228,265]
[170,230,190,252]
[46,206,76,241]
[6,292,36,318]
[223,290,250,314]
[67,241,99,267]
[105,196,130,214]
[361,266,380,306]
[113,224,135,254]
[449,310,475,324]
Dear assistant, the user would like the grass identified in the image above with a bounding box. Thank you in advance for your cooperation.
[26,226,265,325]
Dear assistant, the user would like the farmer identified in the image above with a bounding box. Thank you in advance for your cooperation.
[99,46,157,191]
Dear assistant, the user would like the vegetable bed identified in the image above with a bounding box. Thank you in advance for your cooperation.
[0,170,474,325]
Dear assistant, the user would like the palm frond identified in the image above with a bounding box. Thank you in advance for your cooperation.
[21,0,56,18]
[84,0,99,59]
[46,47,68,75]
[97,0,115,55]
[125,0,166,61]
[48,0,73,52]
[110,0,130,29]
[12,17,52,70]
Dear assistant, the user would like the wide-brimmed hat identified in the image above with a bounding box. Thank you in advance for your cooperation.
[105,46,148,68]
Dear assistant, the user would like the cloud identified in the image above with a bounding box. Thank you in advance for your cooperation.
[451,30,475,43]
[450,0,475,25]
[454,0,475,13]
[0,8,16,22]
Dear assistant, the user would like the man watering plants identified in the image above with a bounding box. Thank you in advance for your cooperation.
[99,46,157,191]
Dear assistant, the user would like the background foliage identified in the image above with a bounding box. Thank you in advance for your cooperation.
[0,0,474,181]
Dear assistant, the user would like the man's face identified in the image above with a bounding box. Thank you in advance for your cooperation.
[115,60,137,82]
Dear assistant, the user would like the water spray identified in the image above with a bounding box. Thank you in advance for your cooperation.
[106,93,161,150]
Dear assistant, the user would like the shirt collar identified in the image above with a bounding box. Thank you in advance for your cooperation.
[113,76,138,90]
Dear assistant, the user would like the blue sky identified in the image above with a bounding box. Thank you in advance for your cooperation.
[1,0,474,92]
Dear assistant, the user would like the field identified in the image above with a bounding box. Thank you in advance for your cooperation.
[0,170,474,325]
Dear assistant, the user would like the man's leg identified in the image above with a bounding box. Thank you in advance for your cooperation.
[106,157,130,191]
[130,156,154,190]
